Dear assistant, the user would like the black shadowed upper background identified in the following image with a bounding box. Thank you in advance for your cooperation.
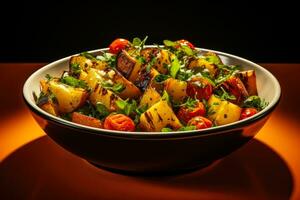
[1,0,299,63]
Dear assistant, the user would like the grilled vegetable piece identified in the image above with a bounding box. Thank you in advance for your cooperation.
[47,80,88,113]
[140,48,170,74]
[221,76,249,104]
[69,55,107,73]
[116,50,137,78]
[139,98,182,131]
[72,112,102,128]
[188,52,222,76]
[207,95,242,125]
[134,67,161,92]
[238,70,258,96]
[139,86,161,108]
[164,78,187,102]
[81,68,122,111]
[112,70,142,99]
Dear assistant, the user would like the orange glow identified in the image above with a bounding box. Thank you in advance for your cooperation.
[0,63,300,199]
[0,109,45,161]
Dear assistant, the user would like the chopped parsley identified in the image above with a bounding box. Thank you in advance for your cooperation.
[61,76,88,89]
[101,82,125,94]
[243,95,268,111]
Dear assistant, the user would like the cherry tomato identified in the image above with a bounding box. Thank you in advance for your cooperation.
[240,108,258,120]
[187,116,213,130]
[104,114,135,131]
[177,101,206,124]
[109,38,129,54]
[187,77,213,100]
[177,39,195,49]
[222,77,249,104]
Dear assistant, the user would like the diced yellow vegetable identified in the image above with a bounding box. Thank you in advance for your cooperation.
[164,78,187,102]
[152,49,170,74]
[80,68,122,111]
[139,87,161,108]
[48,80,88,113]
[207,95,242,125]
[139,99,182,131]
[188,56,219,76]
[40,101,58,116]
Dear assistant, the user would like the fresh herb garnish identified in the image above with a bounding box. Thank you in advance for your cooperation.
[154,74,170,83]
[45,74,53,81]
[70,63,81,75]
[177,69,193,81]
[216,87,236,101]
[170,55,180,78]
[161,90,170,102]
[243,95,268,111]
[182,97,198,109]
[145,56,157,72]
[61,76,88,89]
[161,127,173,132]
[101,82,125,94]
[95,102,110,118]
[96,52,117,68]
[76,101,104,119]
[116,99,136,116]
[81,52,96,60]
[178,126,196,131]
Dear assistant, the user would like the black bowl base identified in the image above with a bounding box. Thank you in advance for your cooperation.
[86,160,218,177]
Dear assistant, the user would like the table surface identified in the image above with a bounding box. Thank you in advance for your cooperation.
[0,63,299,200]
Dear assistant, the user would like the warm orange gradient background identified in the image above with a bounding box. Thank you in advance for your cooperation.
[0,63,299,199]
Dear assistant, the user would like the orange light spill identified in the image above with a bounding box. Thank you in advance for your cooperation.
[0,109,45,161]
[255,111,300,200]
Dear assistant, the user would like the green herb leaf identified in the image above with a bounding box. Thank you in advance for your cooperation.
[216,87,236,101]
[80,52,96,60]
[161,127,173,132]
[170,55,180,78]
[243,95,268,111]
[132,37,142,46]
[101,82,125,94]
[161,90,170,102]
[178,126,196,131]
[61,76,88,89]
[115,99,137,116]
[176,69,193,81]
[70,63,81,75]
[96,52,117,68]
[205,55,221,65]
[45,74,53,81]
[154,74,170,83]
[182,98,198,109]
[96,102,110,118]
[181,45,194,56]
[163,40,176,47]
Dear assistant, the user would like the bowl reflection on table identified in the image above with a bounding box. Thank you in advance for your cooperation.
[23,47,281,174]
[0,137,292,199]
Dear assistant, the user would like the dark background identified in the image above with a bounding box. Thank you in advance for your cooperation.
[1,0,299,63]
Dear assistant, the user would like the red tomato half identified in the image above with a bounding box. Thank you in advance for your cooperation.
[104,114,135,132]
[187,116,213,130]
[109,38,129,54]
[177,101,206,124]
[177,39,195,49]
[187,77,213,100]
[240,108,258,120]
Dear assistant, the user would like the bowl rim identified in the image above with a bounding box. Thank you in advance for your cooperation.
[23,47,281,139]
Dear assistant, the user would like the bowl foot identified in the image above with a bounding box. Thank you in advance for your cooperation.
[86,161,216,176]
